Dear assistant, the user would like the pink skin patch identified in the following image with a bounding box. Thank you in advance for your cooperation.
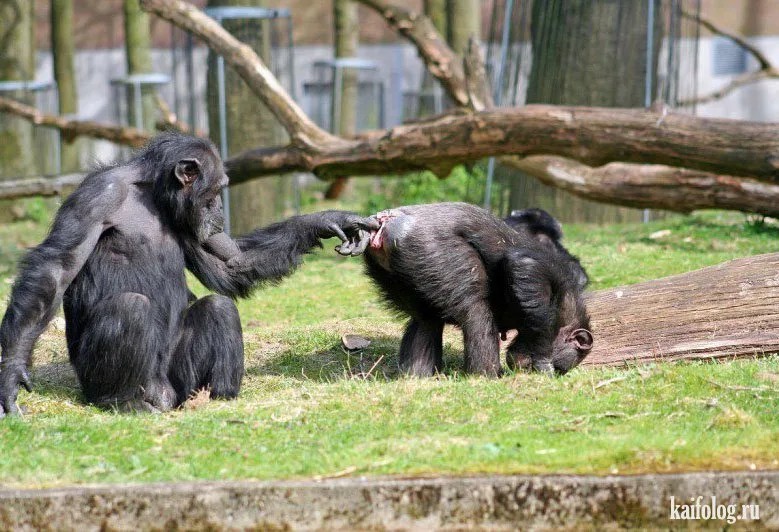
[370,210,398,250]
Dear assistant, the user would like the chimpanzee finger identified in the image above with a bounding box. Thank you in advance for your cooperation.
[351,232,371,256]
[327,223,349,243]
[355,216,380,231]
[335,240,354,256]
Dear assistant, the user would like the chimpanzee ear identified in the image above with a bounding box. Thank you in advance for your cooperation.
[174,158,201,187]
[569,328,594,352]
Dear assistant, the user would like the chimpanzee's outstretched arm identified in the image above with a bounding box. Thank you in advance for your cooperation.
[0,175,126,416]
[185,210,378,298]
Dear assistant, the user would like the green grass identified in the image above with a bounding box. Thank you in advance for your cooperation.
[0,206,778,488]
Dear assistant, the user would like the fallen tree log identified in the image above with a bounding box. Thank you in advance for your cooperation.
[584,253,779,366]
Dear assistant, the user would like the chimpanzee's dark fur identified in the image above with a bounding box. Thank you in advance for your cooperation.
[0,133,375,415]
[356,203,592,377]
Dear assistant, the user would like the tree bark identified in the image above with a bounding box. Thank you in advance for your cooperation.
[206,0,291,233]
[51,0,80,172]
[447,0,480,55]
[0,0,35,179]
[0,96,150,147]
[141,0,338,146]
[505,156,779,218]
[325,0,360,199]
[123,0,157,131]
[424,0,447,37]
[355,0,473,109]
[226,105,779,183]
[0,172,85,199]
[510,0,664,223]
[584,253,779,366]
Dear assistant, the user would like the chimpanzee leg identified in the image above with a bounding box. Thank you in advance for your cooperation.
[168,294,244,405]
[460,301,501,377]
[398,318,445,377]
[67,292,175,412]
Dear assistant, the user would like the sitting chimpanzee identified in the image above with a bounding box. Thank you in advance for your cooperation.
[0,133,377,415]
[336,203,593,376]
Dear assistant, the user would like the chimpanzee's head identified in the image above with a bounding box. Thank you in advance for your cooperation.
[502,208,593,375]
[144,133,229,242]
[504,269,593,375]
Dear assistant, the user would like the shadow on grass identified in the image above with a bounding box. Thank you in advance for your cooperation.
[245,333,468,383]
[30,361,83,403]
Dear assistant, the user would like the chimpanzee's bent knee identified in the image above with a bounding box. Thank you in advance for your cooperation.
[68,292,171,409]
[169,294,244,404]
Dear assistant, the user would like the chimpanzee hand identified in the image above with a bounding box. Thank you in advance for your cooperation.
[0,363,32,417]
[308,210,379,253]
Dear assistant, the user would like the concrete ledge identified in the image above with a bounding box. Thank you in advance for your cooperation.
[0,471,776,530]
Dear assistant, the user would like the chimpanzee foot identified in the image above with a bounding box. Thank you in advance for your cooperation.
[100,398,161,414]
[142,380,177,411]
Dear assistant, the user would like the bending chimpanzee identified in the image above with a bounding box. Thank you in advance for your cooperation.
[0,133,377,415]
[337,202,592,376]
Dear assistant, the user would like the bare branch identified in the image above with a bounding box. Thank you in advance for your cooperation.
[140,0,340,147]
[679,10,778,106]
[0,95,151,147]
[682,9,771,70]
[678,68,778,107]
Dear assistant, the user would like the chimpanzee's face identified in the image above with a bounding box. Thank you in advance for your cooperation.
[506,289,593,375]
[506,324,593,375]
[170,147,229,242]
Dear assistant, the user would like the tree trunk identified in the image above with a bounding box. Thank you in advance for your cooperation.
[325,0,359,199]
[417,0,449,117]
[446,0,480,55]
[509,0,662,223]
[425,0,447,37]
[584,253,779,366]
[51,0,80,172]
[207,0,289,234]
[0,0,35,179]
[123,0,157,131]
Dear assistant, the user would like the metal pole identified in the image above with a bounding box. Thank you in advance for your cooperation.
[134,81,143,130]
[287,15,301,215]
[484,0,515,209]
[217,53,231,235]
[187,32,196,129]
[53,85,62,175]
[333,65,343,135]
[643,0,655,224]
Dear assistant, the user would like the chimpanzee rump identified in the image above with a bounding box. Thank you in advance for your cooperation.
[338,203,592,376]
[0,133,375,415]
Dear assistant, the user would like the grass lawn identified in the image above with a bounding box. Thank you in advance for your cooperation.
[0,203,777,488]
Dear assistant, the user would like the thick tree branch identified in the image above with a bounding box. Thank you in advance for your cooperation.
[226,105,779,183]
[0,173,85,199]
[0,95,151,147]
[679,10,778,106]
[506,156,779,218]
[585,253,779,365]
[139,0,340,147]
